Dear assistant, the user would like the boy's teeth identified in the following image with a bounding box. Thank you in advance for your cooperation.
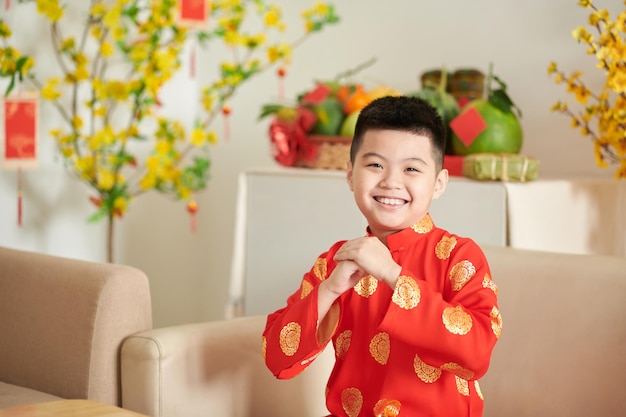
[378,197,404,205]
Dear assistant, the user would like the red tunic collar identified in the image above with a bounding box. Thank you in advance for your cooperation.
[366,213,436,251]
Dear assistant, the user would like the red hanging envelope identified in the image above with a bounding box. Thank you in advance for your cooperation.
[2,92,39,170]
[176,0,210,28]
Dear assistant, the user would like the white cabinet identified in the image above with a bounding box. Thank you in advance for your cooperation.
[227,167,507,317]
[227,167,626,317]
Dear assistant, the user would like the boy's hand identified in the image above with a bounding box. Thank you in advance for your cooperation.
[322,259,364,297]
[317,260,364,327]
[333,237,402,288]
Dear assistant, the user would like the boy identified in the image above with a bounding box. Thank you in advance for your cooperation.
[262,96,501,416]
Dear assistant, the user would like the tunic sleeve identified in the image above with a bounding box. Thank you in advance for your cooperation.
[378,239,501,380]
[262,242,344,379]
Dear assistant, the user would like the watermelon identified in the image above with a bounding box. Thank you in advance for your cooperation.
[406,68,459,154]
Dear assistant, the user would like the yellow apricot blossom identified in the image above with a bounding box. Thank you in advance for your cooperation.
[36,0,64,22]
[549,1,626,178]
[41,77,62,100]
[0,0,339,262]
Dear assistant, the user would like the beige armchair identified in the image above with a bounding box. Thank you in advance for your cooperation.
[121,315,334,417]
[121,246,626,417]
[0,246,153,409]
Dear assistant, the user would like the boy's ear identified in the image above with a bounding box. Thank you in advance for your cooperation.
[432,168,449,200]
[346,160,354,191]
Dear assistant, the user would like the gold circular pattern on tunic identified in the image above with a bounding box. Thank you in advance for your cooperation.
[413,354,442,383]
[341,387,363,417]
[369,332,390,365]
[411,214,434,234]
[313,257,327,281]
[490,306,503,339]
[482,272,498,295]
[373,399,401,417]
[279,322,301,357]
[392,276,421,310]
[435,236,457,260]
[300,280,313,299]
[335,330,352,359]
[449,260,476,291]
[475,381,484,400]
[455,376,470,396]
[441,362,475,380]
[261,336,267,360]
[354,275,378,297]
[442,306,473,335]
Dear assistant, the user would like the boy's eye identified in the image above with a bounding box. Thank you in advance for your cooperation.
[406,167,420,172]
[366,163,382,168]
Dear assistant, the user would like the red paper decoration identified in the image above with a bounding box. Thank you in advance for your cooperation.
[449,106,487,147]
[176,0,210,28]
[2,92,39,227]
[2,93,38,169]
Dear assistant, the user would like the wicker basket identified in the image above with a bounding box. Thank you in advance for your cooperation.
[295,135,352,170]
[449,68,485,102]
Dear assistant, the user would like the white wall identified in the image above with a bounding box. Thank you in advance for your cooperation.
[1,1,620,327]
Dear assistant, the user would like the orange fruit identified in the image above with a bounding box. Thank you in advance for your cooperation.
[336,84,365,103]
[343,89,371,115]
[367,86,402,101]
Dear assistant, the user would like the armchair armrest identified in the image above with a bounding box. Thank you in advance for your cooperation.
[121,315,333,417]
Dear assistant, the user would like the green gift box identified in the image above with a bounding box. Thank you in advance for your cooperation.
[462,153,539,182]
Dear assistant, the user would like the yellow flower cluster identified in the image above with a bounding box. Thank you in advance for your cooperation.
[0,0,339,231]
[0,21,34,81]
[548,1,626,179]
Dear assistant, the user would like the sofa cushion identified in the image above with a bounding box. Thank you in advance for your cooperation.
[481,246,626,417]
[0,381,61,409]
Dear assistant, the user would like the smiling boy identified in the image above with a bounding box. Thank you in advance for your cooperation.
[263,96,502,417]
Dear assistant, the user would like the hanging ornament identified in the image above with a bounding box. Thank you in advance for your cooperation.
[16,168,22,226]
[176,0,210,28]
[277,66,287,100]
[222,104,231,141]
[175,0,209,78]
[186,199,199,233]
[189,38,197,78]
[2,92,39,227]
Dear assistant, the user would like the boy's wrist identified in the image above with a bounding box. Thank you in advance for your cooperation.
[319,279,342,300]
[383,263,402,288]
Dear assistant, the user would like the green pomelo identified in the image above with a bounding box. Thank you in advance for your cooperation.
[451,99,523,155]
[340,110,360,137]
[311,97,344,135]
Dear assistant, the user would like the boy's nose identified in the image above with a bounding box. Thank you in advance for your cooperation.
[380,170,402,189]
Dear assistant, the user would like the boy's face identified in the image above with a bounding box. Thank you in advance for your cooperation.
[346,129,448,242]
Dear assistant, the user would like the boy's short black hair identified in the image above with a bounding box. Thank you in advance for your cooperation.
[350,95,447,171]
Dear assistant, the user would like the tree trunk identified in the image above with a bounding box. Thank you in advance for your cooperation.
[107,213,114,263]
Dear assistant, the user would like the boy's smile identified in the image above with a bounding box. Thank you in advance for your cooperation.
[346,129,448,243]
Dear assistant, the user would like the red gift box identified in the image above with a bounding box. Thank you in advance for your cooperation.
[443,155,464,177]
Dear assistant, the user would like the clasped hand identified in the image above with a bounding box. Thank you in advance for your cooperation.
[325,236,402,296]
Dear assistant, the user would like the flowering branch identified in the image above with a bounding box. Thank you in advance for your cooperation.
[547,0,626,178]
[0,0,339,262]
